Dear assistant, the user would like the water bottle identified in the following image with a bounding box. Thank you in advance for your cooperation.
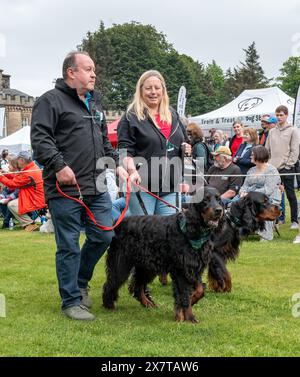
[40,215,47,225]
[9,218,14,230]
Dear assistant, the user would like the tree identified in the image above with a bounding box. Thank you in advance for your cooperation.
[80,22,174,110]
[224,42,270,99]
[79,21,211,115]
[277,56,300,98]
[80,21,115,109]
[201,60,227,112]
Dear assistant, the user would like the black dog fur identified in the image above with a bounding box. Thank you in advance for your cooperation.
[207,191,281,293]
[102,187,223,323]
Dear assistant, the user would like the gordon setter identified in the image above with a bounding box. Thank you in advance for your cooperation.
[207,191,281,293]
[102,187,223,323]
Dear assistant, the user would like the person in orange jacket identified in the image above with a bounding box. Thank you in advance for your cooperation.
[0,151,45,231]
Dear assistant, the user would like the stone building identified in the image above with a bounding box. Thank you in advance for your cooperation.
[0,69,35,137]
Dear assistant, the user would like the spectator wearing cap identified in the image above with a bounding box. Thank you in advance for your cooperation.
[229,121,244,157]
[260,116,277,146]
[233,127,258,176]
[259,115,270,146]
[0,151,45,231]
[206,146,243,202]
[265,105,299,229]
[267,116,277,130]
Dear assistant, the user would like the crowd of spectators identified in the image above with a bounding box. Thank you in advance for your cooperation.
[0,107,299,245]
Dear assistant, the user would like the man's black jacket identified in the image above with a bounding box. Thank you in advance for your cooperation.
[31,79,118,201]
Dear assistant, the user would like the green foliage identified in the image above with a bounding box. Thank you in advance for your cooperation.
[80,24,282,117]
[1,219,300,356]
[277,56,300,98]
[79,21,223,115]
[81,22,175,110]
[202,60,227,113]
[224,42,270,100]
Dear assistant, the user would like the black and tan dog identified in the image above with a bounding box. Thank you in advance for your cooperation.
[207,191,281,293]
[102,187,223,323]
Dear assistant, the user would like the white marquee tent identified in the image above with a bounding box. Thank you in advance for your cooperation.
[189,87,295,135]
[0,125,31,154]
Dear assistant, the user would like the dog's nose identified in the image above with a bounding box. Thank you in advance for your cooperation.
[215,207,223,216]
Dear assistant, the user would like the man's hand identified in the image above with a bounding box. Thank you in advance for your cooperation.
[56,166,77,186]
[116,166,129,181]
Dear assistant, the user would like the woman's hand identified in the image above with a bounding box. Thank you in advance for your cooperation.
[116,166,129,181]
[129,170,141,185]
[182,142,192,156]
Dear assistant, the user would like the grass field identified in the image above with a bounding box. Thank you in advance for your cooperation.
[1,222,300,357]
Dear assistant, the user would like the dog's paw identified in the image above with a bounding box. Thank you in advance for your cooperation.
[103,302,116,310]
[174,308,185,322]
[141,297,157,309]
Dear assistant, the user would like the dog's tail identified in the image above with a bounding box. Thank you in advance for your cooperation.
[102,237,129,309]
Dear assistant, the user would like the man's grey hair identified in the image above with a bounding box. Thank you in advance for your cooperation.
[62,51,90,80]
[17,151,32,163]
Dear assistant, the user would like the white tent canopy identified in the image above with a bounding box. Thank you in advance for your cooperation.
[189,87,295,135]
[0,107,5,138]
[0,125,31,154]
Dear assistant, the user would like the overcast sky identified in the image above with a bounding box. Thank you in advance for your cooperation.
[0,0,299,98]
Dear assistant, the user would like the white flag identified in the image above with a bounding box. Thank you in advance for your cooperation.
[294,83,300,128]
[177,86,186,117]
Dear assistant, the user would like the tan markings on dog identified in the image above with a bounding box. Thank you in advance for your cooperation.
[140,289,156,308]
[183,306,199,323]
[175,308,185,322]
[257,206,281,221]
[202,207,223,223]
[191,283,205,306]
[208,270,232,293]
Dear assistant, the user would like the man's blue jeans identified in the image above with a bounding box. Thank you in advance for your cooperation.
[48,192,113,309]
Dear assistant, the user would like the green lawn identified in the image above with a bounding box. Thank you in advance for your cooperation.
[0,223,300,357]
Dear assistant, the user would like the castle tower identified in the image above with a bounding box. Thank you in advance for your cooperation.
[0,69,35,137]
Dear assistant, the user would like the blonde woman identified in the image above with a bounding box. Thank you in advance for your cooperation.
[118,70,191,215]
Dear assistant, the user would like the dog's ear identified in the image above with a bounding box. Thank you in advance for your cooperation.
[239,196,260,235]
[231,196,257,236]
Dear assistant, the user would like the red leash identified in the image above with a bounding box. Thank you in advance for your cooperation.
[132,182,180,211]
[56,178,180,231]
[55,178,131,231]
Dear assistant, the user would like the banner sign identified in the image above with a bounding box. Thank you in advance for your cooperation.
[293,83,300,128]
[177,86,186,117]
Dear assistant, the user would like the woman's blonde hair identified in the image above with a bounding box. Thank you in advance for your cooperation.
[127,70,172,124]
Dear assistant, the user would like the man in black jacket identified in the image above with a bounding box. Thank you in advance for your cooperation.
[31,51,128,320]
